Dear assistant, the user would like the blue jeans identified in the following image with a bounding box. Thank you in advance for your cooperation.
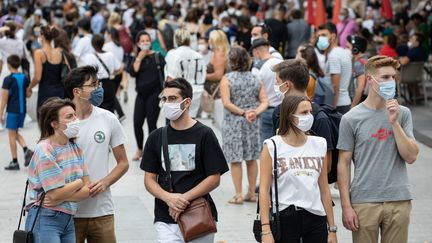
[260,107,276,148]
[25,207,75,243]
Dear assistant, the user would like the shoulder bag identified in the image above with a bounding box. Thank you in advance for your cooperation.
[94,53,115,80]
[161,126,217,242]
[252,139,280,242]
[13,180,45,243]
[200,84,220,114]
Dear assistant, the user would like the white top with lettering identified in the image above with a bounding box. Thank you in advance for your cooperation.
[264,135,327,216]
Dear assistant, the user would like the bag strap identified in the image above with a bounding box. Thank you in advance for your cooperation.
[154,52,164,87]
[17,180,45,231]
[94,53,111,76]
[255,139,280,220]
[62,51,71,71]
[270,139,280,226]
[211,84,220,98]
[162,126,173,192]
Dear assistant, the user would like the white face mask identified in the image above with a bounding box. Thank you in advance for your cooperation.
[138,43,150,51]
[273,83,286,99]
[251,36,258,45]
[198,44,207,53]
[62,119,80,138]
[294,114,314,132]
[162,99,187,121]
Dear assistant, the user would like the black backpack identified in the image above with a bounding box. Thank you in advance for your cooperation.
[312,103,342,184]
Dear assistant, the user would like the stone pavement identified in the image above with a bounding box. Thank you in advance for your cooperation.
[0,85,432,243]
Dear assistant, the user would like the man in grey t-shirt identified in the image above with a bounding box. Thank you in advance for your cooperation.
[316,22,352,114]
[337,55,419,243]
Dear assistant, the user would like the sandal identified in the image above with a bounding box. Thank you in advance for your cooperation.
[132,150,143,161]
[228,195,244,205]
[244,192,257,202]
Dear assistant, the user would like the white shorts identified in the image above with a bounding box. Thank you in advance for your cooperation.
[154,221,215,243]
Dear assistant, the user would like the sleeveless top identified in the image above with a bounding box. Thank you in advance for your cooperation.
[37,50,65,107]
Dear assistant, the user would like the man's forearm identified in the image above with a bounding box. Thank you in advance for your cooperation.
[392,121,419,163]
[145,175,170,202]
[103,160,129,186]
[338,159,352,208]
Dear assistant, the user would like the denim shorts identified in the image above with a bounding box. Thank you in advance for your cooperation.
[25,207,75,243]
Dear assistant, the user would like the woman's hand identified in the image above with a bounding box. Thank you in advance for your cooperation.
[137,50,147,60]
[245,110,257,122]
[328,232,337,243]
[262,233,274,243]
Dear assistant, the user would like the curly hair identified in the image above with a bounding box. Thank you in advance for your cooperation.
[228,47,251,72]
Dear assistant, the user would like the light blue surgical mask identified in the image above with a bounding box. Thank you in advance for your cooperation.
[317,36,330,51]
[372,76,396,100]
[89,86,104,106]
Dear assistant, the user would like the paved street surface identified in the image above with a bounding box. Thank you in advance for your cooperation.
[0,84,431,243]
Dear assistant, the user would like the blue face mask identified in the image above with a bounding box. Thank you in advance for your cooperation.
[89,86,104,106]
[317,36,330,51]
[372,77,396,100]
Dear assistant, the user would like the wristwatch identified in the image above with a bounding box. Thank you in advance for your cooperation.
[328,226,337,233]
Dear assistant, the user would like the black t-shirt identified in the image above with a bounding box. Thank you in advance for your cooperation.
[272,102,338,183]
[140,121,229,224]
[130,52,165,96]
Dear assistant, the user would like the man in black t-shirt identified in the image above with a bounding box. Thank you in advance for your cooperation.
[271,59,338,185]
[141,78,228,242]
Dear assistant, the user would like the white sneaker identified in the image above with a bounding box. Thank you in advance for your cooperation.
[330,184,340,198]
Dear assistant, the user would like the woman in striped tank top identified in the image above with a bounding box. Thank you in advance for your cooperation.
[25,97,90,243]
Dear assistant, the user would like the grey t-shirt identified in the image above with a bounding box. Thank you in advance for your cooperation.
[323,47,352,106]
[337,103,414,203]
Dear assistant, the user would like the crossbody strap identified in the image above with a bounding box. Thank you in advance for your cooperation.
[270,139,280,227]
[154,52,164,87]
[17,180,45,231]
[255,139,279,219]
[162,126,173,192]
[94,53,111,77]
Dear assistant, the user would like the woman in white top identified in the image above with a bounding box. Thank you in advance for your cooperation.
[103,28,126,120]
[259,95,337,243]
[81,34,122,113]
[0,22,25,75]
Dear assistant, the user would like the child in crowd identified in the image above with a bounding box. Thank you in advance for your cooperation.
[0,54,33,170]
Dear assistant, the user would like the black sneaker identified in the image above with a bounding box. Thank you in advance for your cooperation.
[24,149,34,167]
[4,161,20,170]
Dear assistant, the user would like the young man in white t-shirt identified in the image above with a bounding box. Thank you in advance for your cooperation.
[251,38,283,146]
[63,66,129,243]
[165,28,206,118]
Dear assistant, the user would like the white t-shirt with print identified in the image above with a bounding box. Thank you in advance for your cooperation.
[81,51,121,79]
[264,135,327,216]
[75,106,127,218]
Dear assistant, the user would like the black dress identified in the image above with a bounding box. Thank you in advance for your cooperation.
[37,50,64,109]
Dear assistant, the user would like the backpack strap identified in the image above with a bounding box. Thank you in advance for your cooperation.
[94,53,112,78]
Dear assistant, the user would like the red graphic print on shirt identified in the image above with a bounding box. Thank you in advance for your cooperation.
[371,128,393,141]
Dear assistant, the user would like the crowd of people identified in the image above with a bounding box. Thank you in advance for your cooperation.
[0,0,426,242]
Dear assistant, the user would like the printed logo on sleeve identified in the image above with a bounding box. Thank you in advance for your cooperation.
[94,131,106,143]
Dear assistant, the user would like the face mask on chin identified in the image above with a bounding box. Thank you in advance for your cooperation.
[162,99,188,121]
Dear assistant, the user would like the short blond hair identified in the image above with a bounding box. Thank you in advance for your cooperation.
[209,30,230,55]
[174,28,191,47]
[365,55,400,75]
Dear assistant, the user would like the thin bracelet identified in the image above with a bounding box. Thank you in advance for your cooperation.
[261,231,272,236]
[261,223,270,226]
